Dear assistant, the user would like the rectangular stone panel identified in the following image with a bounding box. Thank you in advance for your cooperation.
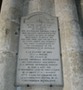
[16,13,63,86]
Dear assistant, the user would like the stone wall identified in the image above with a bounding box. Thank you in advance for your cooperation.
[0,0,83,90]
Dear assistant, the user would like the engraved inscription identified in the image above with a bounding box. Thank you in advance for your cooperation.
[16,13,63,85]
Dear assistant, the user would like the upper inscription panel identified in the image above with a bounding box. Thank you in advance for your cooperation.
[16,12,63,86]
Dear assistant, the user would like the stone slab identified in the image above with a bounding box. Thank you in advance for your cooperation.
[16,13,63,86]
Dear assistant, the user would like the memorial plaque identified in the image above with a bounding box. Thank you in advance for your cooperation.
[16,13,63,86]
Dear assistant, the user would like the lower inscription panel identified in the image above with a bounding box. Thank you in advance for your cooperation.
[16,13,63,86]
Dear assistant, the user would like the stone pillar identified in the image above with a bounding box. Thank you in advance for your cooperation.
[0,0,23,90]
[54,0,83,90]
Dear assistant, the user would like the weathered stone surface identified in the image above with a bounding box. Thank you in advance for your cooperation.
[23,0,54,16]
[54,0,83,90]
[0,0,23,90]
[0,0,83,90]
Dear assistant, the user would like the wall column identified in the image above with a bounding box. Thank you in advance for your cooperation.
[54,0,83,90]
[0,0,23,90]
